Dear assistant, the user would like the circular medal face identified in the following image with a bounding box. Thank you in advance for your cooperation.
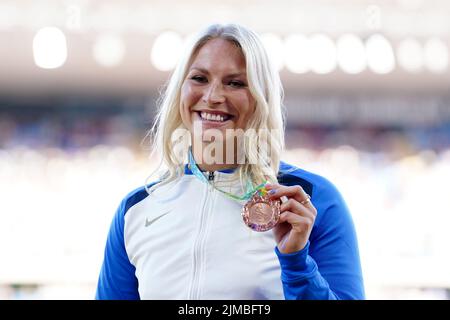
[242,193,281,232]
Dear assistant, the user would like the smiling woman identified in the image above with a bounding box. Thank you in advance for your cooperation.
[180,38,257,172]
[95,23,365,300]
[148,24,285,187]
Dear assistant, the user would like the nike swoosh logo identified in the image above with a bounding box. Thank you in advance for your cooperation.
[145,211,171,227]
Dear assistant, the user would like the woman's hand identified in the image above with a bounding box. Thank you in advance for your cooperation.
[265,183,317,254]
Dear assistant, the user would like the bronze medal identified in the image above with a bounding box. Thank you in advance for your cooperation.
[242,192,281,232]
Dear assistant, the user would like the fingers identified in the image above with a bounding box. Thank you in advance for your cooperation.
[265,183,315,212]
[276,212,312,253]
[268,184,316,254]
[278,211,314,234]
[266,183,308,202]
[280,198,317,219]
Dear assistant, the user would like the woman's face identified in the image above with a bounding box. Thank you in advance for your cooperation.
[180,38,256,145]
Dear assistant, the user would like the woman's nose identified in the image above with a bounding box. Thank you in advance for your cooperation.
[203,82,225,105]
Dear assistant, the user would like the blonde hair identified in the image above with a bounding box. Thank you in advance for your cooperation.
[146,23,285,193]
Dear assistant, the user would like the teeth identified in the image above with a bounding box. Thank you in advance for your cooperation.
[199,111,227,122]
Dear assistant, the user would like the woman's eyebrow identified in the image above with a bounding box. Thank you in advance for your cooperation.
[189,67,246,77]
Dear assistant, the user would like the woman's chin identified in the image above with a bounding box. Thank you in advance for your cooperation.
[200,119,235,131]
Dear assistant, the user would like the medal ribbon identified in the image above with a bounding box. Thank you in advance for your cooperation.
[188,147,268,201]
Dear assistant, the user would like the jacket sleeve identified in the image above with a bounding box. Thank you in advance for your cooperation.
[276,178,365,300]
[95,197,140,300]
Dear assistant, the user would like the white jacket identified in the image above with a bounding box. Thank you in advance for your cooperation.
[96,163,365,300]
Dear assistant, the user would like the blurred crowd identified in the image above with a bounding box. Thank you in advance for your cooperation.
[1,106,450,299]
[2,103,450,154]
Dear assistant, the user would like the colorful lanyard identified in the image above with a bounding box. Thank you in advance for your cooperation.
[187,147,268,201]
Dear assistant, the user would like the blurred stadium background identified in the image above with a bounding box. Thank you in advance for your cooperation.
[1,0,450,299]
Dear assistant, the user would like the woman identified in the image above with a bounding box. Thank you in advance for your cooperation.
[96,23,365,300]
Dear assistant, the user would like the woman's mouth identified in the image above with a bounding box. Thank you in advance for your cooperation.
[194,110,235,125]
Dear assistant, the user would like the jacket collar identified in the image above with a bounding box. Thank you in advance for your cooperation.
[184,164,236,175]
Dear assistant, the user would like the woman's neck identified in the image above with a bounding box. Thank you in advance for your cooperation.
[191,145,239,172]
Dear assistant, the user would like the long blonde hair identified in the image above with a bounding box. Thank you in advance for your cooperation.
[146,23,285,193]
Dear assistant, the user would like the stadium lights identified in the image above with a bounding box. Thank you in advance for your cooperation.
[424,38,449,74]
[92,34,125,67]
[260,33,284,71]
[33,27,67,69]
[397,38,423,74]
[336,34,367,74]
[150,31,184,71]
[365,34,395,74]
[29,25,448,76]
[309,34,337,74]
[284,34,311,74]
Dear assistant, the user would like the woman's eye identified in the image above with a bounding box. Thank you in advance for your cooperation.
[229,80,246,88]
[191,75,207,83]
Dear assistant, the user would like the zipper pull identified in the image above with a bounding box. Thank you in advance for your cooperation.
[207,171,215,191]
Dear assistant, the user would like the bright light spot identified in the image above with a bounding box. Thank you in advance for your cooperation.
[396,38,423,73]
[336,34,367,74]
[366,34,395,74]
[423,38,449,74]
[151,31,184,71]
[309,34,337,74]
[93,34,125,67]
[33,27,68,69]
[284,34,311,74]
[261,33,284,71]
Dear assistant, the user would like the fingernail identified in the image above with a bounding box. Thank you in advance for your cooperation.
[268,189,276,195]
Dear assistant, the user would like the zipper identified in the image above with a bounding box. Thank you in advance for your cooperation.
[188,172,215,299]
